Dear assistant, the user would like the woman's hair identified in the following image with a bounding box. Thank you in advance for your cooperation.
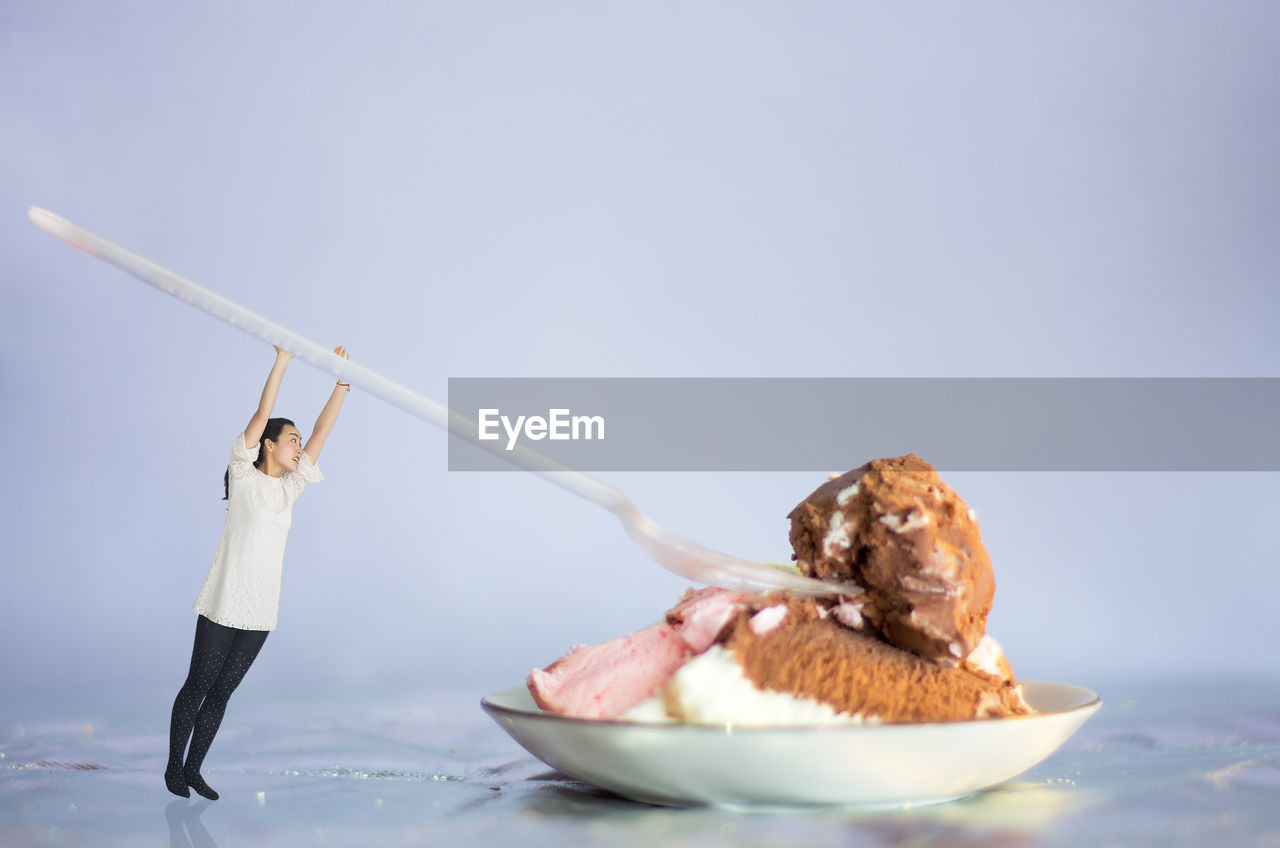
[223,417,297,500]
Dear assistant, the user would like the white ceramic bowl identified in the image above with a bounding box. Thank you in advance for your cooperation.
[481,680,1101,809]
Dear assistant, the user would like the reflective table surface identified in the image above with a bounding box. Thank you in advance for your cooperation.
[2,674,1278,847]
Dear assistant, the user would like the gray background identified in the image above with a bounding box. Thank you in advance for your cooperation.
[2,2,1278,705]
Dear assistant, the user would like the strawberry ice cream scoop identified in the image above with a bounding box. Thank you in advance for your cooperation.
[527,587,749,719]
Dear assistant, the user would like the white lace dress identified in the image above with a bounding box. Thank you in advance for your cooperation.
[192,433,324,631]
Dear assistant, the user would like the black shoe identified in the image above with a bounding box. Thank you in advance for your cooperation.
[164,762,190,797]
[184,768,219,801]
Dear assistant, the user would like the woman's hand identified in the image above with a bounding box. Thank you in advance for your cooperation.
[273,345,295,363]
[333,345,350,389]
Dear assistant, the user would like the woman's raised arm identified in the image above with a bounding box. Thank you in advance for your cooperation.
[244,346,293,448]
[302,345,350,464]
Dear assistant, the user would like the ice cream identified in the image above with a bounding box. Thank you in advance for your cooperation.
[528,586,748,719]
[787,454,993,663]
[676,593,1027,723]
[527,455,1031,724]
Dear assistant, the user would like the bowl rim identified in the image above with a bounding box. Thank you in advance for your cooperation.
[480,679,1102,733]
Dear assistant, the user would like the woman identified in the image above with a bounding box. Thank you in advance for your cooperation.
[165,344,349,799]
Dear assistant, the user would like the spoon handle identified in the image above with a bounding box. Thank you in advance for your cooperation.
[27,206,626,512]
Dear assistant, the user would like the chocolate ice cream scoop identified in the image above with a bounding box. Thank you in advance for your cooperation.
[787,454,994,664]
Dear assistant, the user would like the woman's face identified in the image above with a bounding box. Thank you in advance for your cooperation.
[264,426,304,472]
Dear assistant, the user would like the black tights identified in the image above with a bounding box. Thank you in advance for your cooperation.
[165,615,268,799]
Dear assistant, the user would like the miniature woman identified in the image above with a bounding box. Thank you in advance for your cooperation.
[165,344,350,799]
